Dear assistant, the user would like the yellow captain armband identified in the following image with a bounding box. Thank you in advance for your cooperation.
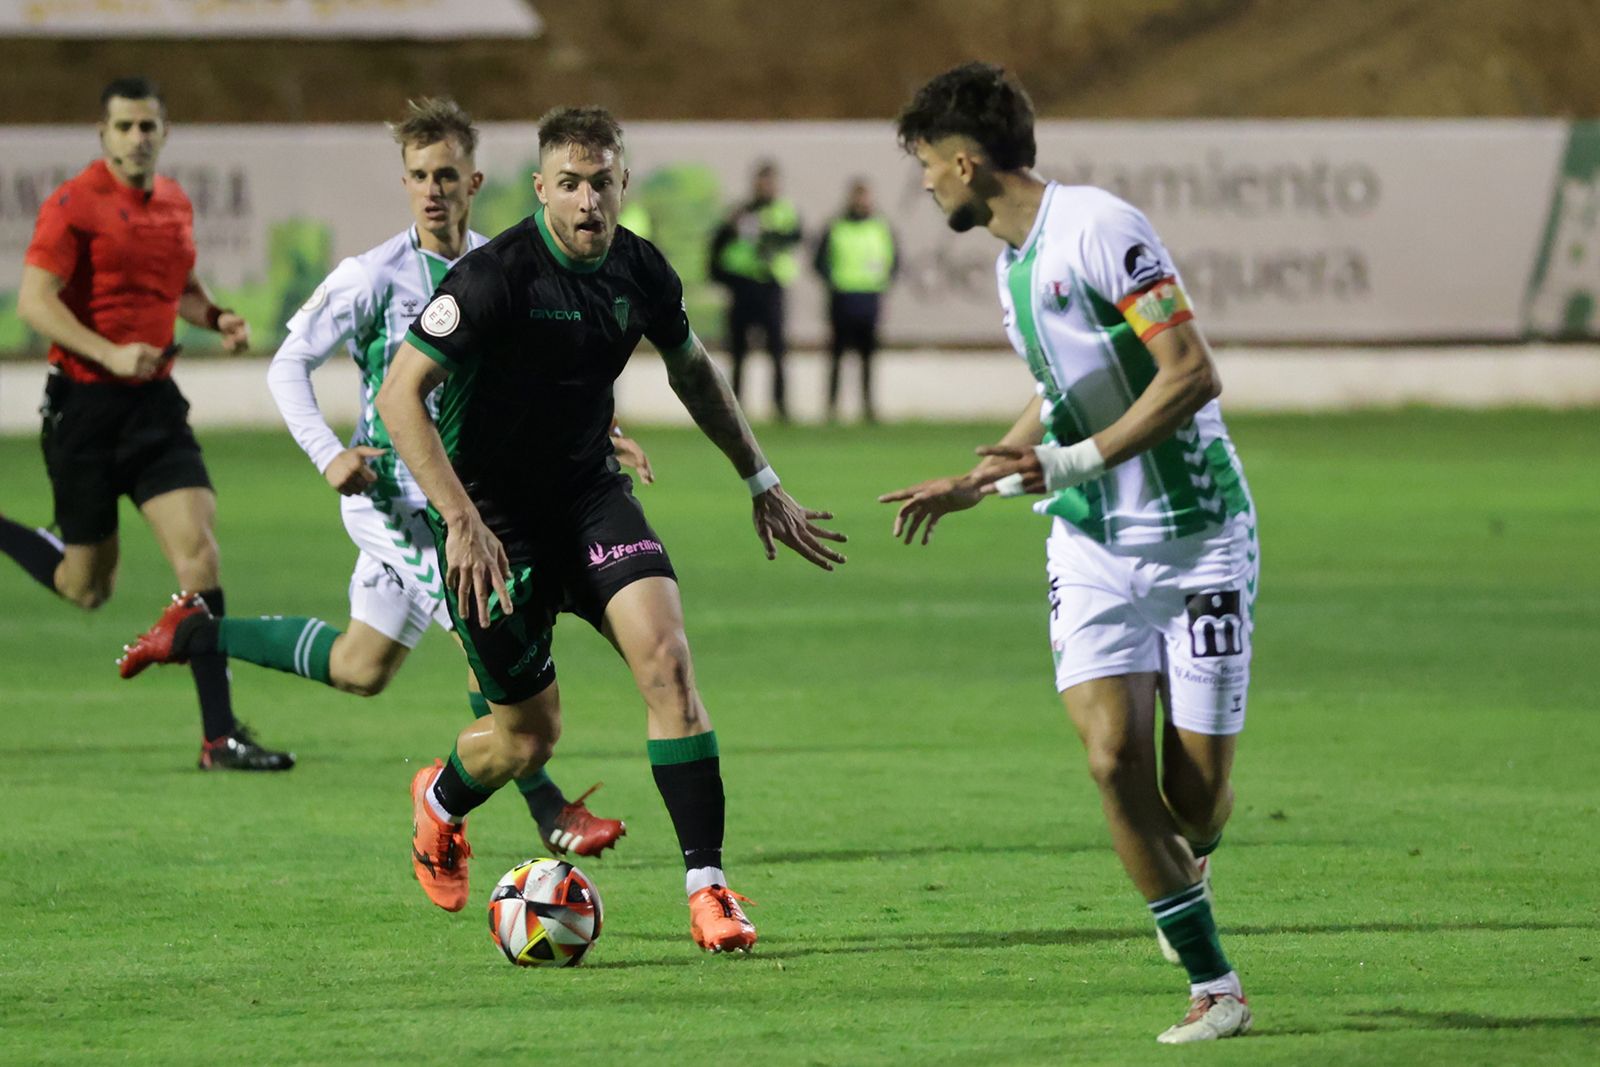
[1117,278,1194,342]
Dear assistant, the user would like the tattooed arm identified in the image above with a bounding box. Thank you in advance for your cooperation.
[660,331,768,477]
[660,332,847,571]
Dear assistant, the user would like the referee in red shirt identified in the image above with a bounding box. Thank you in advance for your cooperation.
[0,77,292,771]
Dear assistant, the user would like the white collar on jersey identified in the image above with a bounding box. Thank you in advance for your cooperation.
[407,223,487,265]
[1004,181,1058,262]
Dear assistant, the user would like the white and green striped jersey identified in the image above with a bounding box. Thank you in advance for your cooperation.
[267,225,488,510]
[996,182,1251,545]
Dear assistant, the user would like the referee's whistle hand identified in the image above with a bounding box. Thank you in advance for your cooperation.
[217,312,252,353]
[104,341,166,380]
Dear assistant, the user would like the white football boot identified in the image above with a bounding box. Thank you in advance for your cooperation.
[1156,991,1252,1044]
[1156,854,1211,964]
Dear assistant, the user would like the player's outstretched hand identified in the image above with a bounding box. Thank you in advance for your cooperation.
[444,511,512,629]
[218,311,252,354]
[877,475,984,546]
[753,488,848,571]
[324,445,387,496]
[613,433,654,484]
[972,444,1047,496]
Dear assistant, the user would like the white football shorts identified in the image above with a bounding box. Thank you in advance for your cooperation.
[1046,512,1257,736]
[341,492,453,649]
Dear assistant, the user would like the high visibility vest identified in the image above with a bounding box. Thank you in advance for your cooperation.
[718,198,800,285]
[823,216,895,293]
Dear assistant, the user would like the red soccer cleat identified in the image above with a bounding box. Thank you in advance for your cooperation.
[541,782,627,858]
[689,885,758,953]
[118,592,211,679]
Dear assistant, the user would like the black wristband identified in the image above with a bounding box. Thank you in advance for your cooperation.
[205,305,231,331]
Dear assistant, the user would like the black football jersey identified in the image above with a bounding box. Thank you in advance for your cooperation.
[405,208,690,506]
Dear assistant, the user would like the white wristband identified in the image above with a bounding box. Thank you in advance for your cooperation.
[744,465,780,496]
[1034,439,1106,492]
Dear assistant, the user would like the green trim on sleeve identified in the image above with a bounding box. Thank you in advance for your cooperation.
[656,329,697,362]
[406,330,457,371]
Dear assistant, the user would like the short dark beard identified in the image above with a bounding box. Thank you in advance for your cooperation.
[552,216,610,261]
[946,194,991,233]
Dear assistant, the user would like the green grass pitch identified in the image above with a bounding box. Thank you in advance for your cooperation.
[1,410,1596,1064]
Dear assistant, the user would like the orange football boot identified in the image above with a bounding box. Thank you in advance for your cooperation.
[689,885,757,953]
[410,760,471,912]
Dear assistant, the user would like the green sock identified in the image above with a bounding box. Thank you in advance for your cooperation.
[217,617,337,685]
[646,731,720,765]
[466,690,565,829]
[1191,833,1223,859]
[1150,884,1233,983]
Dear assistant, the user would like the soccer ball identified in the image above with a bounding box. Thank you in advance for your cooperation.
[488,858,603,967]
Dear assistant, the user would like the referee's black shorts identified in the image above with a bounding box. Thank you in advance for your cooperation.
[429,466,677,706]
[39,371,213,545]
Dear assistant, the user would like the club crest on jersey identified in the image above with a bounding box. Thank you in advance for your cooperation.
[420,294,460,337]
[1043,280,1071,312]
[612,296,631,330]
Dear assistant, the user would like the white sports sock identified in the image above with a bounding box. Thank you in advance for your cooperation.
[423,770,464,825]
[686,866,726,896]
[1191,970,1243,999]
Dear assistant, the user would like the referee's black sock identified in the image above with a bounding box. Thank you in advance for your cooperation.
[190,587,238,742]
[0,516,64,594]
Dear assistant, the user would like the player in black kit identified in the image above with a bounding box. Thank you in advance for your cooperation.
[379,106,846,951]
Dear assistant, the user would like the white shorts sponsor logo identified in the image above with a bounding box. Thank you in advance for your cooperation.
[421,294,460,337]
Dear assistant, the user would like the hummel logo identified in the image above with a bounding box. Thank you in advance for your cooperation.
[403,299,418,313]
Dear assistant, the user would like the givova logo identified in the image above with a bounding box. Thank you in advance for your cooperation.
[530,308,582,321]
[1525,121,1600,337]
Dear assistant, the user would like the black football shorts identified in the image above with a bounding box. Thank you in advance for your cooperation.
[429,468,676,705]
[40,372,213,544]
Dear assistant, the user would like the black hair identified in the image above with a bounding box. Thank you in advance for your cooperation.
[537,105,624,158]
[896,62,1036,171]
[100,76,164,117]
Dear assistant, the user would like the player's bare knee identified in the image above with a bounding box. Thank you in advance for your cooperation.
[505,728,558,778]
[331,660,394,697]
[1082,738,1149,793]
[55,566,113,610]
[61,581,111,611]
[326,639,394,696]
[637,635,697,710]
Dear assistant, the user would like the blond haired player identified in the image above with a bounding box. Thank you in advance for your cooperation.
[120,99,631,856]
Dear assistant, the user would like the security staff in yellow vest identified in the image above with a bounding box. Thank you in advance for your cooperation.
[709,160,802,421]
[813,178,898,422]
